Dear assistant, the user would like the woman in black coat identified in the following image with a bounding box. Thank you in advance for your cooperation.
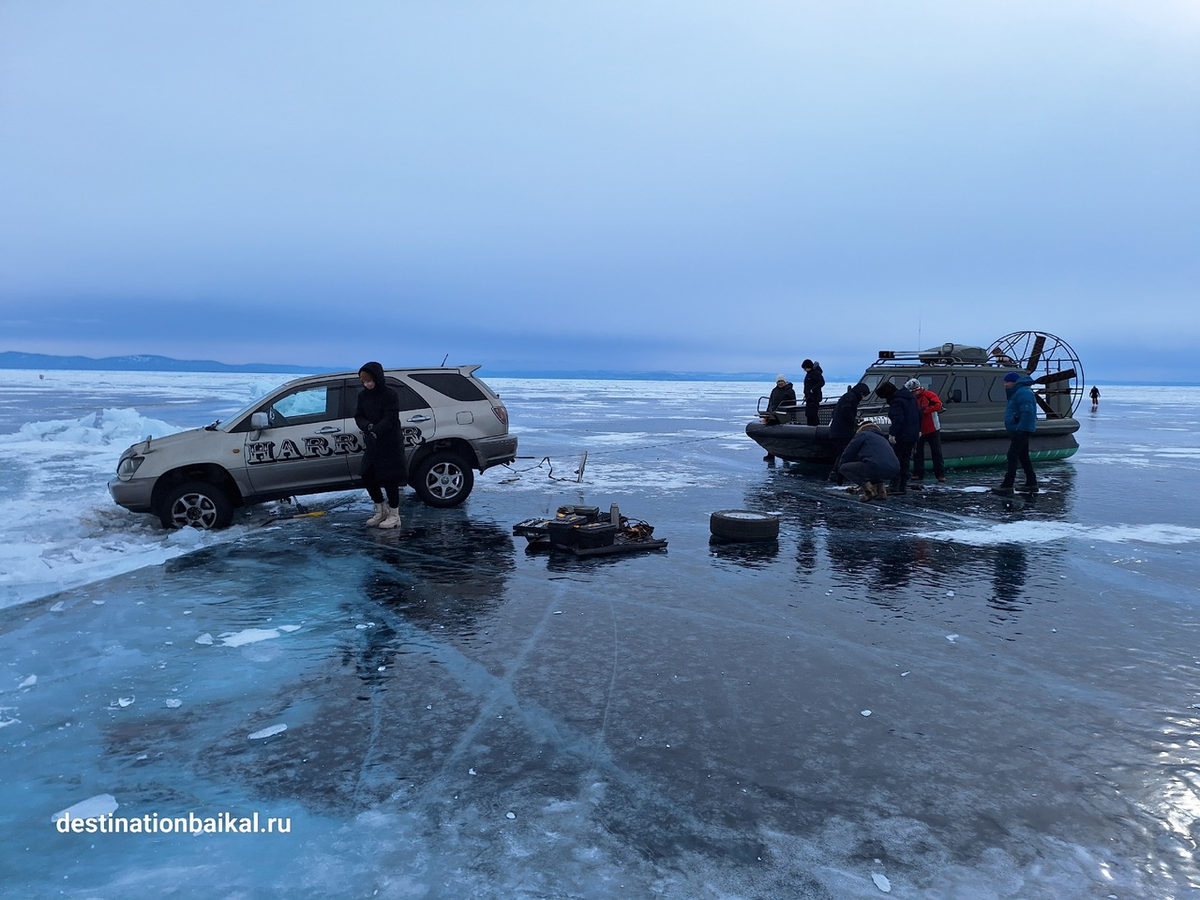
[355,361,408,529]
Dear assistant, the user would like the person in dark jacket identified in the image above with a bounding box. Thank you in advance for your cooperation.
[355,361,408,529]
[761,374,797,461]
[992,371,1038,496]
[827,383,871,483]
[801,359,825,426]
[837,423,900,501]
[875,381,920,493]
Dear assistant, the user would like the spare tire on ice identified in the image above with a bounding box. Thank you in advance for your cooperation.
[709,509,780,543]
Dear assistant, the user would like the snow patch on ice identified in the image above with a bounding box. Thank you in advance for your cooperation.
[52,793,118,822]
[917,521,1200,547]
[219,627,298,647]
[249,723,287,740]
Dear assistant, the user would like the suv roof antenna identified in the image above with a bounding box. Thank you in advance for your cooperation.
[440,354,449,367]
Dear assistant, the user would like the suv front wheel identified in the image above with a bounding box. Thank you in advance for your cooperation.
[411,451,475,508]
[159,480,234,529]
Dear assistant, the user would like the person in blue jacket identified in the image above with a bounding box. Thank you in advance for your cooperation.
[992,371,1038,495]
[837,423,901,501]
[874,381,920,494]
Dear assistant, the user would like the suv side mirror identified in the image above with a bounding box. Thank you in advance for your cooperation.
[250,412,270,430]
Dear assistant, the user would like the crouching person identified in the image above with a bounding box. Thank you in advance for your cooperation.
[837,423,901,502]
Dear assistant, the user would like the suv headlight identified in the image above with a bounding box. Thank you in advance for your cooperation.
[117,454,145,478]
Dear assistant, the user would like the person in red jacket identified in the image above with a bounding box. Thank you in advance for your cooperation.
[906,378,946,483]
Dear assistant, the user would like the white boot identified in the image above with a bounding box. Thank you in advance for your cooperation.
[377,507,401,530]
[365,502,387,526]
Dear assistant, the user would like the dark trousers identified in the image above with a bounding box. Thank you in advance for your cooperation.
[913,430,946,479]
[839,460,883,488]
[891,439,915,489]
[363,473,401,507]
[804,398,820,426]
[1002,432,1036,487]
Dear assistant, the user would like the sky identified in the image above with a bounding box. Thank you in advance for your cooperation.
[1,1,1197,381]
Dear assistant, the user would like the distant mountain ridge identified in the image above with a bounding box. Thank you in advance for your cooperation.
[0,351,327,374]
[0,351,777,381]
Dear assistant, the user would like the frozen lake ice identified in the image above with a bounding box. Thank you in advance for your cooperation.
[2,369,1199,898]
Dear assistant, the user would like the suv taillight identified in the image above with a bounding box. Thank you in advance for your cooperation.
[492,405,509,427]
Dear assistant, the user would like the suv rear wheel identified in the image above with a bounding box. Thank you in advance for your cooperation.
[411,451,474,508]
[159,480,234,530]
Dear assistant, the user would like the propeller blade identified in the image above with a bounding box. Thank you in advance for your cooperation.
[1035,367,1076,385]
[1025,334,1046,372]
[1033,392,1062,419]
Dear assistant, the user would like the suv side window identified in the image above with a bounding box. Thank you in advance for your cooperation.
[265,385,340,427]
[409,373,487,402]
[231,384,341,431]
[340,378,432,416]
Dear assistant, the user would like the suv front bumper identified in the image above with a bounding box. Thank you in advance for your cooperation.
[108,476,155,513]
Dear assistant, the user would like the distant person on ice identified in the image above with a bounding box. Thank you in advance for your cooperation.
[355,361,408,530]
[1090,385,1100,410]
[801,359,824,426]
[837,423,900,502]
[991,371,1038,497]
[760,374,796,461]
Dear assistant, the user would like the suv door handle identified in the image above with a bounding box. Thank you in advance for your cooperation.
[407,415,432,423]
[315,426,342,434]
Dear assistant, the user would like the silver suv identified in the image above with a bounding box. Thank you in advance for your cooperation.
[109,366,517,528]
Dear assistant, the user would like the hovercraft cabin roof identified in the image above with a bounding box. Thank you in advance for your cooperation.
[875,344,991,366]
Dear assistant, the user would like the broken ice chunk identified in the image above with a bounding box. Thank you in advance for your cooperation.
[872,872,891,892]
[19,675,36,688]
[946,634,958,643]
[195,633,214,645]
[861,710,872,717]
[164,699,182,709]
[505,811,516,819]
